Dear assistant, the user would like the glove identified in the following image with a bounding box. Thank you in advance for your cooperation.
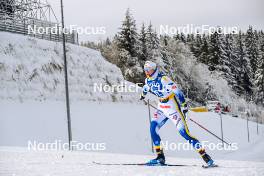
[140,94,145,100]
[140,95,148,105]
[181,102,188,114]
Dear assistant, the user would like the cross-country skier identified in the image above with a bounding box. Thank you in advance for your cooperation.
[140,60,215,167]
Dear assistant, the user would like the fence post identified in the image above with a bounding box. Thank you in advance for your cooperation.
[220,113,224,146]
[256,115,259,135]
[77,32,79,45]
[57,25,60,42]
[247,112,250,142]
[33,20,35,38]
[49,23,51,41]
[215,103,224,146]
[4,16,7,31]
[23,18,26,35]
[41,22,44,39]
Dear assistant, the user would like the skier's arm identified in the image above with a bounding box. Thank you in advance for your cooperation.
[140,79,150,100]
[161,76,186,105]
[175,88,186,105]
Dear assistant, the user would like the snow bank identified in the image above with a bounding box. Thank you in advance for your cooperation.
[0,32,139,102]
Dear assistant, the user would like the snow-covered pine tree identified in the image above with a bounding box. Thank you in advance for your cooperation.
[198,34,210,64]
[186,33,195,54]
[254,34,264,105]
[221,34,237,89]
[105,37,111,46]
[146,22,160,61]
[100,35,120,66]
[235,31,253,97]
[117,8,138,59]
[180,32,186,43]
[186,33,195,43]
[116,8,143,83]
[159,35,173,71]
[192,33,203,58]
[138,23,148,66]
[208,29,227,71]
[173,32,181,41]
[245,26,259,78]
[161,34,170,47]
[146,22,159,50]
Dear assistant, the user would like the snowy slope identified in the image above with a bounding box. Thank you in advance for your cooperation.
[1,101,264,162]
[0,32,139,102]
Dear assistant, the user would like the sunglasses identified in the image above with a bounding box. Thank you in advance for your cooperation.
[144,67,152,72]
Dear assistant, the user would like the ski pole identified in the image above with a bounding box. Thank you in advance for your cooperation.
[189,118,231,146]
[147,99,154,153]
[143,99,231,146]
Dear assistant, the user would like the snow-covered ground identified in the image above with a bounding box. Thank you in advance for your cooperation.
[1,32,264,175]
[1,100,264,161]
[1,147,264,176]
[1,100,264,176]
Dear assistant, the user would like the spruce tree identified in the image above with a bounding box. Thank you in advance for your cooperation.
[198,34,210,64]
[117,8,138,58]
[138,23,148,65]
[221,34,237,88]
[146,22,159,60]
[146,22,159,50]
[116,8,144,83]
[235,31,253,97]
[180,32,186,43]
[245,26,259,77]
[254,37,264,105]
[193,33,203,58]
[173,32,181,41]
[186,33,195,54]
[208,29,227,71]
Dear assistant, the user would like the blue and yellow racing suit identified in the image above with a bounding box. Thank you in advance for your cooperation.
[142,70,203,153]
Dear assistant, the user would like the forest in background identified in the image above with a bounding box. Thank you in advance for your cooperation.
[81,9,264,111]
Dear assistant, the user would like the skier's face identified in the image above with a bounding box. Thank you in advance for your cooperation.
[144,69,155,77]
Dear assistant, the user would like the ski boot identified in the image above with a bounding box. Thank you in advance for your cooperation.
[146,149,165,166]
[202,153,215,167]
[199,149,216,167]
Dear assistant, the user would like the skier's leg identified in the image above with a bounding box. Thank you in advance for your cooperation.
[171,97,215,166]
[150,111,168,148]
[148,110,168,165]
[168,96,202,149]
[176,120,202,150]
[176,120,214,166]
